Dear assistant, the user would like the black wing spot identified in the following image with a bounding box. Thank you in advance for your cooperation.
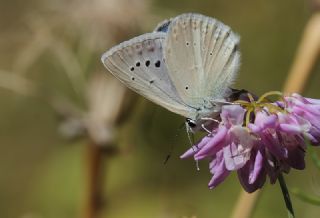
[145,60,150,67]
[149,80,154,84]
[130,67,134,71]
[136,62,140,67]
[185,86,189,90]
[210,52,213,56]
[131,77,135,80]
[155,60,161,68]
[186,42,189,46]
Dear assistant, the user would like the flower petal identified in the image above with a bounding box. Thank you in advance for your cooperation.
[279,124,302,134]
[237,151,266,193]
[306,97,320,105]
[249,150,264,184]
[262,131,288,159]
[254,112,277,129]
[223,127,253,170]
[221,105,246,126]
[286,147,305,170]
[208,151,230,189]
[195,126,228,160]
[180,136,211,159]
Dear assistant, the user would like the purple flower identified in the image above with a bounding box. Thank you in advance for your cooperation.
[181,93,320,193]
[182,105,257,190]
[237,148,266,193]
[284,94,320,145]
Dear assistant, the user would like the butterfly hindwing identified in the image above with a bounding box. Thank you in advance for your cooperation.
[164,13,240,109]
[153,18,172,33]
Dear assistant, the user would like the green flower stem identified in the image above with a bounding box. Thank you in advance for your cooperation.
[278,174,295,218]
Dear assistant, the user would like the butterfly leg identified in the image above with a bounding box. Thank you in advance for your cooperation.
[185,122,201,171]
[200,117,220,123]
[185,122,195,146]
[201,124,212,134]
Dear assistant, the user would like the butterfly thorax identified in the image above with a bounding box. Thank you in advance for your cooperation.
[185,100,223,131]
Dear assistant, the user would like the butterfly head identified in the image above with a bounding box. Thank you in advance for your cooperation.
[186,118,197,128]
[185,115,218,133]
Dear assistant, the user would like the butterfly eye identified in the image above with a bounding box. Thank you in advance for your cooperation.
[186,118,196,128]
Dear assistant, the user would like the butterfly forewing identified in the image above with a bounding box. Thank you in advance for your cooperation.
[164,13,240,109]
[101,32,194,118]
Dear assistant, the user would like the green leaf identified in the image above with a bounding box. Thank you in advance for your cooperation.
[309,145,320,170]
[291,188,320,206]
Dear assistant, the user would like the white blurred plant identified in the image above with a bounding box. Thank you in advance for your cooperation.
[1,1,151,217]
[0,0,150,146]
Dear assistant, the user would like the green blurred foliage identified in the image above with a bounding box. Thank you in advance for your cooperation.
[0,0,320,218]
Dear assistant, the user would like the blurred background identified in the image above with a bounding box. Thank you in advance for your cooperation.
[1,0,320,217]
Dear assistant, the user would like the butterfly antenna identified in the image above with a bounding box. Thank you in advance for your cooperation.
[184,123,201,170]
[163,122,185,165]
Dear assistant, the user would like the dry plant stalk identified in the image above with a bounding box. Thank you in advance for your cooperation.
[82,76,134,218]
[84,140,104,218]
[230,190,261,218]
[0,70,36,96]
[230,12,320,218]
[283,12,320,93]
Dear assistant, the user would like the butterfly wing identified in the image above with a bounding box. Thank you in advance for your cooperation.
[153,18,172,33]
[101,32,195,118]
[164,13,240,108]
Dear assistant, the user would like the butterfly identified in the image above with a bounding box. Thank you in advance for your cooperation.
[101,13,240,132]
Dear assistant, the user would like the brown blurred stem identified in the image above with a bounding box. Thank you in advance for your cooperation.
[83,141,104,218]
[81,77,135,218]
[231,11,320,218]
[83,141,118,218]
[310,0,320,11]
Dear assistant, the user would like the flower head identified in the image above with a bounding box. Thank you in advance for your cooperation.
[181,92,320,193]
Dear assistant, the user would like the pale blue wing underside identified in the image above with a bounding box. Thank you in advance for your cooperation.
[101,32,197,118]
[102,13,240,121]
[163,13,240,109]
